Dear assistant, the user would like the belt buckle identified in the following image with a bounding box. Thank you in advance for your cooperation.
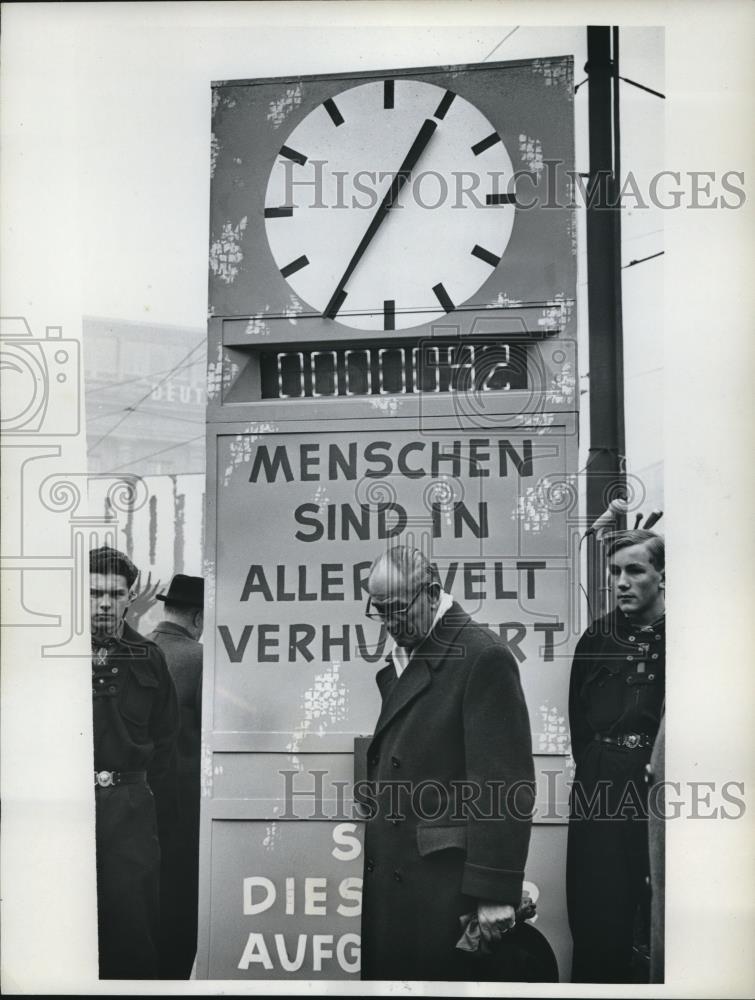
[623,734,641,749]
[96,770,115,787]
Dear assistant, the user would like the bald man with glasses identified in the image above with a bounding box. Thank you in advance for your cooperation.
[359,545,535,982]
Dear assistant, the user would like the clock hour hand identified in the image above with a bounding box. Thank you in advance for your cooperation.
[323,117,438,319]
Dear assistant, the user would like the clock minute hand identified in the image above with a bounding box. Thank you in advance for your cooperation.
[323,117,438,319]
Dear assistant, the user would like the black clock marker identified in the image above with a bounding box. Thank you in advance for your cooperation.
[384,80,394,109]
[432,282,455,313]
[323,98,344,127]
[472,132,502,156]
[280,145,308,166]
[486,192,518,206]
[264,206,294,218]
[280,255,309,278]
[434,90,456,120]
[471,244,501,267]
[384,299,396,331]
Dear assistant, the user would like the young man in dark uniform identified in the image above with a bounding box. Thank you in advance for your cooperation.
[567,529,665,983]
[90,545,179,979]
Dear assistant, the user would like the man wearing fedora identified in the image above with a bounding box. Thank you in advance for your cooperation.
[149,574,205,978]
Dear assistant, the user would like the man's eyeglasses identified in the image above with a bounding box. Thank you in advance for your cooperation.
[365,585,426,621]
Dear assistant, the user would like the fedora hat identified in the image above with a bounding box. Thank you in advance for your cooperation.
[156,574,204,608]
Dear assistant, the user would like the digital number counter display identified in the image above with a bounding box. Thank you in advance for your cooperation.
[259,340,528,400]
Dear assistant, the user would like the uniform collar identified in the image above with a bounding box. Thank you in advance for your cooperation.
[91,617,125,650]
[92,619,150,653]
[617,608,666,632]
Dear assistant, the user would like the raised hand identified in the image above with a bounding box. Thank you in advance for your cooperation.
[126,570,163,628]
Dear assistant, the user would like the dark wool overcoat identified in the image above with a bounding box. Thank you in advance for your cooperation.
[148,621,203,978]
[359,601,535,982]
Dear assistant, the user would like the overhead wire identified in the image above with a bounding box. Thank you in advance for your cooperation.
[87,336,206,452]
[619,76,665,99]
[482,26,520,63]
[622,251,664,269]
[87,408,204,425]
[85,348,205,395]
[99,435,205,476]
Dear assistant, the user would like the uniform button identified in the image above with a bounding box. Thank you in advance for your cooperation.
[655,635,661,641]
[645,875,651,887]
[111,667,119,674]
[366,859,375,872]
[651,653,659,660]
[392,870,402,882]
[627,655,634,662]
[629,635,636,642]
[369,756,379,767]
[627,676,635,685]
[648,674,655,681]
[108,685,116,693]
[391,756,400,769]
[98,678,105,684]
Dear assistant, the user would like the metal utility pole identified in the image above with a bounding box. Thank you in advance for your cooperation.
[585,25,626,619]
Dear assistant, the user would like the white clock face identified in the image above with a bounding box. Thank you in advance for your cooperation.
[264,78,516,331]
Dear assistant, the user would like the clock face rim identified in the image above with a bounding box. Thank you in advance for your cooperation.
[263,77,517,333]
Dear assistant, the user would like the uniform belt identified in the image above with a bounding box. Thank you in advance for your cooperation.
[594,733,653,749]
[94,770,147,788]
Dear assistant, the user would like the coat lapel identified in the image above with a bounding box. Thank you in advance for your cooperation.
[372,657,432,742]
[370,602,471,742]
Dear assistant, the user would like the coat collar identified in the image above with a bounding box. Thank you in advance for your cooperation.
[371,601,471,742]
[151,620,194,640]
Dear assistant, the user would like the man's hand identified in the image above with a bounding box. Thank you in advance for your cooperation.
[125,571,162,628]
[476,901,516,946]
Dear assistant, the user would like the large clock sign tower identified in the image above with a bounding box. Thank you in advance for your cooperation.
[201,57,578,980]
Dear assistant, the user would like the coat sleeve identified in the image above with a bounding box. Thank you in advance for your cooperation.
[568,631,594,765]
[147,646,180,840]
[460,640,535,905]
